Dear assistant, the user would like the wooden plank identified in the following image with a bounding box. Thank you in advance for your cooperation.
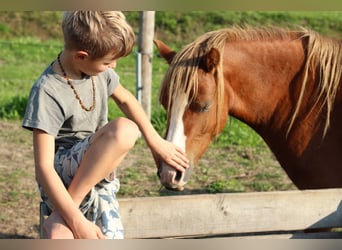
[194,231,342,239]
[119,188,342,238]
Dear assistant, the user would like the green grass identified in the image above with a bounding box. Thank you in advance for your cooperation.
[0,38,62,119]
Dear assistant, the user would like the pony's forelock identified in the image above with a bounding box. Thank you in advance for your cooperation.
[159,29,227,134]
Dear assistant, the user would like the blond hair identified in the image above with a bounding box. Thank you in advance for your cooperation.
[62,11,135,59]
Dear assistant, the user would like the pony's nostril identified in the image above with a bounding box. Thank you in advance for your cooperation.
[175,170,183,181]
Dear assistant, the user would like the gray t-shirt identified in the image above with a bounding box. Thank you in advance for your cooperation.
[22,63,119,150]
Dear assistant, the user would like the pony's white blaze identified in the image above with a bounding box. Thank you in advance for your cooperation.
[166,94,188,151]
[158,94,189,190]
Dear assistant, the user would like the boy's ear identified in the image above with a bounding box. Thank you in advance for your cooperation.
[75,51,89,60]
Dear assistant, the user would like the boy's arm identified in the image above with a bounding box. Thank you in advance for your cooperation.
[110,83,189,172]
[33,129,103,239]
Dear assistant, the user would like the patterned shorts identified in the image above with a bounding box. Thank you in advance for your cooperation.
[40,136,124,239]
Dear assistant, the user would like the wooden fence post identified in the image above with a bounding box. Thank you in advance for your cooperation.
[137,11,155,120]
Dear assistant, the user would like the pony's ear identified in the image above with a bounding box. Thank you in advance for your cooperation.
[200,48,220,73]
[154,39,177,64]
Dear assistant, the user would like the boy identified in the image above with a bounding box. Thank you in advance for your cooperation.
[22,11,189,239]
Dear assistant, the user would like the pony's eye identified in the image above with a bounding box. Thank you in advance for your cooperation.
[199,104,210,112]
[189,101,210,113]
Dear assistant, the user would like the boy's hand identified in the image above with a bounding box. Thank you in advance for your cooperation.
[153,138,189,172]
[45,210,105,239]
[72,214,105,239]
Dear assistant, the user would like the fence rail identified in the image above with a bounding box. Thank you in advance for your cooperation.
[40,188,342,239]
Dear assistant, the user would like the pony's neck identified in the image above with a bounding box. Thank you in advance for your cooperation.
[224,39,314,154]
[226,40,304,124]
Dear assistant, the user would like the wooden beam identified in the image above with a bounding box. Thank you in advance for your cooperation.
[119,189,342,238]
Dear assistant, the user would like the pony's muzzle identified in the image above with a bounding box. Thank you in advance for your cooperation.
[158,163,193,191]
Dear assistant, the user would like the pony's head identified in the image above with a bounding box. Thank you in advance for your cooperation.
[154,27,342,191]
[154,34,228,191]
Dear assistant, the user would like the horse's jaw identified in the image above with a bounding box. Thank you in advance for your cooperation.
[158,162,193,191]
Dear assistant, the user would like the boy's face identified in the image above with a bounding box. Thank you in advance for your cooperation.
[77,51,118,76]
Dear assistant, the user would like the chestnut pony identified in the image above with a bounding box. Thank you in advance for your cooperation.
[154,26,342,191]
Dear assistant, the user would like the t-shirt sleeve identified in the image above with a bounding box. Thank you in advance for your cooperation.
[22,83,65,137]
[106,68,120,96]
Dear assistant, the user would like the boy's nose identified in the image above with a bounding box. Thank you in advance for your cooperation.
[109,61,117,68]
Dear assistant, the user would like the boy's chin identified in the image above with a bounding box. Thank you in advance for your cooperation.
[82,71,100,77]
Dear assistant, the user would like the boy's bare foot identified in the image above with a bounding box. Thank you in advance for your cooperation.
[44,211,74,239]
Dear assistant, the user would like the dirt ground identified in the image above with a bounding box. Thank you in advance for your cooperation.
[0,120,294,239]
[0,120,39,238]
[0,121,34,238]
[0,120,158,239]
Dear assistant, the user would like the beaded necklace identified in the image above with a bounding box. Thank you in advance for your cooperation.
[57,53,96,111]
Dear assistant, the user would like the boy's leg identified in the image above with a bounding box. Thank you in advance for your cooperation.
[42,117,139,238]
[44,211,74,239]
[83,178,124,239]
[68,117,140,207]
[41,135,91,239]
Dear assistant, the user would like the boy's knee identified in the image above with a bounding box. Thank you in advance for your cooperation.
[109,118,140,148]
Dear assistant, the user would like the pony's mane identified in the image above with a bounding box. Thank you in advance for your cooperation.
[160,26,342,136]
